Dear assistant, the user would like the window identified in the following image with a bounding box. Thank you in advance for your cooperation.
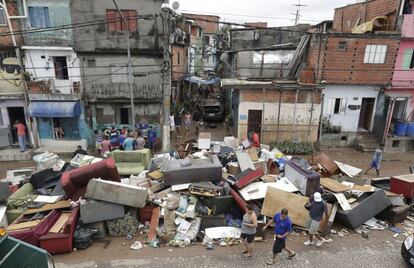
[177,52,180,65]
[53,57,69,80]
[87,59,96,67]
[111,65,128,83]
[338,41,347,50]
[28,6,51,28]
[364,45,387,64]
[0,7,7,26]
[106,9,137,32]
[402,49,414,69]
[327,98,347,115]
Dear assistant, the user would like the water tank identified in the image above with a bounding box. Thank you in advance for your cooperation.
[406,122,414,136]
[395,121,408,136]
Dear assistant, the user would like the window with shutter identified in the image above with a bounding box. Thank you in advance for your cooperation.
[106,9,137,32]
[402,49,414,69]
[28,6,51,28]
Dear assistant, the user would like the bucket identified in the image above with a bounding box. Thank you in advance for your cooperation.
[394,121,408,136]
[406,122,414,136]
[139,205,156,224]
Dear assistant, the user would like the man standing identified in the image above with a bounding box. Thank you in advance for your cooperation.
[13,120,26,152]
[365,144,384,176]
[304,192,328,247]
[263,208,295,265]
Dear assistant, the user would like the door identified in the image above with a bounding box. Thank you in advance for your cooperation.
[358,98,375,131]
[120,108,130,125]
[7,107,25,143]
[247,110,262,136]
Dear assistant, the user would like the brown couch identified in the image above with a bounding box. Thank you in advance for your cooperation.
[60,158,120,200]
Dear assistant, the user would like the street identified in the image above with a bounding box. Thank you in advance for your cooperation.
[54,230,406,268]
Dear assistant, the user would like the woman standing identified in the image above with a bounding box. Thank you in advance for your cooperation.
[184,111,192,136]
[240,204,258,258]
[101,137,111,156]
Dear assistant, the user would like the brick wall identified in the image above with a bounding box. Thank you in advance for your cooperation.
[333,0,401,32]
[307,34,400,85]
[0,2,23,47]
[171,45,187,81]
[182,13,220,33]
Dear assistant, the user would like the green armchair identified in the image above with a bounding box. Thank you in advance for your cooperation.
[6,183,36,223]
[108,149,151,176]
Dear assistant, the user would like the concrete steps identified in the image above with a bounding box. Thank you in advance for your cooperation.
[0,149,32,162]
[355,133,379,152]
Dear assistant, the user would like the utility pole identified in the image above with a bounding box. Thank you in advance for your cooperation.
[112,0,135,127]
[161,3,172,152]
[292,0,307,25]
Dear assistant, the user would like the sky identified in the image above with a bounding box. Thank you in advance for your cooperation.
[176,0,357,27]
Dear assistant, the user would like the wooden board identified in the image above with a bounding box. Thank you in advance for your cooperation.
[7,220,42,231]
[261,187,332,231]
[147,207,161,241]
[147,170,164,180]
[320,177,351,193]
[352,184,375,192]
[321,203,338,237]
[49,213,70,233]
[315,153,338,175]
[23,200,71,215]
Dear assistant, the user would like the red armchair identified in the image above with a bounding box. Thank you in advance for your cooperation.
[60,158,120,200]
[39,206,80,254]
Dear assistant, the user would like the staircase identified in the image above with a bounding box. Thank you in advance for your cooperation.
[355,132,379,152]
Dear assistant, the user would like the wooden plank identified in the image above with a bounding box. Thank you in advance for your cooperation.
[352,184,375,192]
[49,213,70,233]
[321,203,338,237]
[23,200,71,215]
[320,177,351,193]
[315,153,338,175]
[147,170,164,180]
[261,187,332,231]
[7,220,42,231]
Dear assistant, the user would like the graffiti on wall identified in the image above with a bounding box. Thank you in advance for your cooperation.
[0,57,25,94]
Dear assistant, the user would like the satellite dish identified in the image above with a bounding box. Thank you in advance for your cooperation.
[172,1,180,10]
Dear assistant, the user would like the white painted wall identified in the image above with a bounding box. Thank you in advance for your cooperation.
[322,85,380,132]
[23,48,81,94]
[237,101,322,139]
[0,99,25,127]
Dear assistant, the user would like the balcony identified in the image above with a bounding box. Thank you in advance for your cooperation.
[28,80,81,101]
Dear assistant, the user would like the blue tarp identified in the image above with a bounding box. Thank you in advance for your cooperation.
[184,76,220,85]
[28,101,81,118]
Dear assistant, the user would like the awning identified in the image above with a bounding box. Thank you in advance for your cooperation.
[28,101,81,118]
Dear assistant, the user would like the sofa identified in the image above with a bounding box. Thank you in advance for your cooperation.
[39,206,80,254]
[60,158,120,200]
[8,209,60,247]
[163,155,222,185]
[6,182,36,223]
[108,149,151,176]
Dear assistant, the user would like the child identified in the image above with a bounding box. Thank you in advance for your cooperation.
[365,144,384,176]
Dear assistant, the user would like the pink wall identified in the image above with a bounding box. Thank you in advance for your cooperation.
[402,14,414,39]
[392,40,414,88]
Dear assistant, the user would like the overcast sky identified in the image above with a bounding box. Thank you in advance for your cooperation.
[176,0,357,27]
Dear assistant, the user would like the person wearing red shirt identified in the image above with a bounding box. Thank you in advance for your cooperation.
[13,120,26,152]
[252,132,260,148]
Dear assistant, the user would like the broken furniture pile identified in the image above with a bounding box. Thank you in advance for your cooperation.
[0,140,413,255]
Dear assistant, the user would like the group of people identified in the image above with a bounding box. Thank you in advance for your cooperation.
[170,109,203,138]
[240,190,328,265]
[94,126,156,156]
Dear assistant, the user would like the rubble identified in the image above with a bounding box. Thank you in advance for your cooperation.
[0,136,411,256]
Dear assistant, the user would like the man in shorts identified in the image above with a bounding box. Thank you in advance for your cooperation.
[304,192,328,247]
[262,208,295,265]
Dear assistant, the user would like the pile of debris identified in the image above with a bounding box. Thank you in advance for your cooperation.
[0,135,413,254]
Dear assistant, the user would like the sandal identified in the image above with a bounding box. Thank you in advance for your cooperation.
[244,253,252,258]
[241,250,248,254]
[287,252,296,259]
[266,259,276,265]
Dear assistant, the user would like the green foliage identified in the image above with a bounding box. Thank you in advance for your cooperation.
[321,117,342,134]
[269,141,314,155]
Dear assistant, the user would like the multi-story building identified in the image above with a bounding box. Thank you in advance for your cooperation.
[21,0,88,150]
[307,0,404,151]
[222,25,323,143]
[70,0,165,141]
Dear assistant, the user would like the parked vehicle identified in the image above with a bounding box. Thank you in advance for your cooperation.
[202,99,224,121]
[401,234,414,267]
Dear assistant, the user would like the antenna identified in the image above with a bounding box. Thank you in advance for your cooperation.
[292,0,307,25]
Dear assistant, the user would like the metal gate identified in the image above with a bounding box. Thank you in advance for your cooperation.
[248,110,262,135]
